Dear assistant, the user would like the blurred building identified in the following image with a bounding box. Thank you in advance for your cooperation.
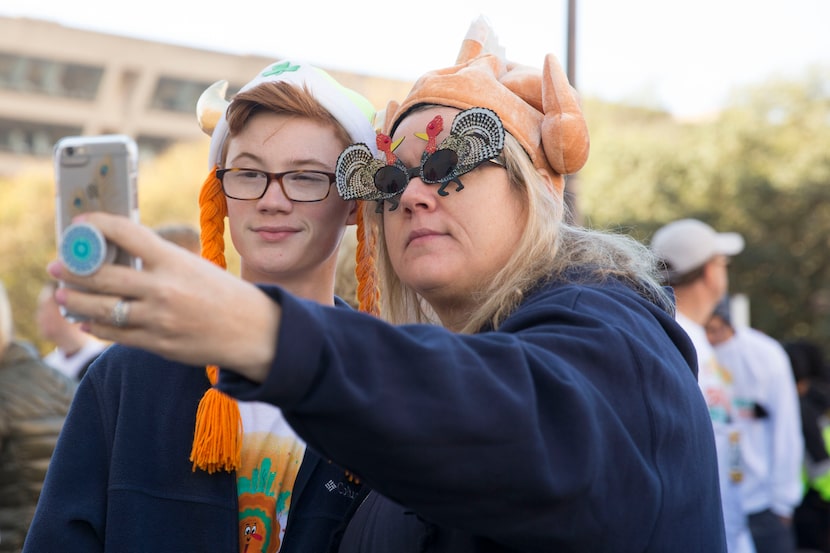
[0,16,412,176]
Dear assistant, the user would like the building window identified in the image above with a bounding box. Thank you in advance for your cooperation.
[135,135,174,160]
[0,120,82,156]
[151,77,212,114]
[150,77,242,114]
[61,64,104,99]
[0,52,103,100]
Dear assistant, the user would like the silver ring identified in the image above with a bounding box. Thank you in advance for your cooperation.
[111,299,131,328]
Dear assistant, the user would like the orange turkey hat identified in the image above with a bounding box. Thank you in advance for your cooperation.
[384,16,589,195]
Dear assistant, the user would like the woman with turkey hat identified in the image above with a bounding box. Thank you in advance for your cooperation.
[46,18,726,552]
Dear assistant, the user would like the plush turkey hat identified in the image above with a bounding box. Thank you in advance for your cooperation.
[382,17,590,193]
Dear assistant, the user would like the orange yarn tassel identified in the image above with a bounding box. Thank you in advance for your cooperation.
[189,168,242,473]
[355,202,381,317]
[190,365,242,473]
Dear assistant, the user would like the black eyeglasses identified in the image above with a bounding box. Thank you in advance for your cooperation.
[336,107,506,211]
[374,152,504,197]
[217,168,336,202]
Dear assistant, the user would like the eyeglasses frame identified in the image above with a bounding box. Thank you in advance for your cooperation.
[216,167,337,202]
[374,153,506,197]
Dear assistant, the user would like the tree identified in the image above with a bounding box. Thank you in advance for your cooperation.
[579,65,830,350]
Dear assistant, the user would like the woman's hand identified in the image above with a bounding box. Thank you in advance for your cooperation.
[48,212,276,382]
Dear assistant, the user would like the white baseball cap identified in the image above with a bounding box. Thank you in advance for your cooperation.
[651,218,744,276]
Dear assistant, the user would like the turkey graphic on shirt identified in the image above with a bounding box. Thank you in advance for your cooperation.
[237,429,304,553]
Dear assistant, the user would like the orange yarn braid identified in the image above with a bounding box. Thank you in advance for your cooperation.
[355,202,381,317]
[198,166,228,269]
[190,167,242,473]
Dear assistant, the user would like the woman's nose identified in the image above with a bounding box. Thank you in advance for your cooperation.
[398,174,437,212]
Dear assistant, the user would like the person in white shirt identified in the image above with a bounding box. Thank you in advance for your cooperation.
[35,282,107,380]
[707,297,804,553]
[651,218,755,553]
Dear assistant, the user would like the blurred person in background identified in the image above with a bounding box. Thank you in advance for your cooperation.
[651,218,754,553]
[784,339,830,553]
[0,279,76,552]
[154,222,201,254]
[706,297,803,553]
[36,281,108,381]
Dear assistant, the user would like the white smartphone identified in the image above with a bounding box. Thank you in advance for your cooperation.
[54,134,139,319]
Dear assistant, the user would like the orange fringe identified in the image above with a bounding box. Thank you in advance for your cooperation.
[190,365,242,473]
[189,168,242,473]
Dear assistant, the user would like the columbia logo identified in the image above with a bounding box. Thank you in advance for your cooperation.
[325,479,337,492]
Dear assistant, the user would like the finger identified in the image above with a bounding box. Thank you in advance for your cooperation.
[55,286,123,326]
[50,258,148,299]
[77,212,171,269]
[80,319,142,351]
[110,298,132,329]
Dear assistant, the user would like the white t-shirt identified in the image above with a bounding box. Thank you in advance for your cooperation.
[43,339,108,380]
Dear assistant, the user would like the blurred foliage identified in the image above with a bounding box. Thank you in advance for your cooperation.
[1,66,829,359]
[578,64,830,353]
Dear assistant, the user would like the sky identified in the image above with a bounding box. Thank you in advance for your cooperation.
[3,0,828,118]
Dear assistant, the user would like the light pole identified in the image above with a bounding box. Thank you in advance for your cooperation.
[565,0,581,224]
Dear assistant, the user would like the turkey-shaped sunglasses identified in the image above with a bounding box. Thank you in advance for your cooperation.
[336,107,505,211]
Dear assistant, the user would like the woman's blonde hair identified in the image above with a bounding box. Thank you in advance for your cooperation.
[362,132,672,333]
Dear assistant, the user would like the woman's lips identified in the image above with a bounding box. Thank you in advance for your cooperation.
[407,228,444,246]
